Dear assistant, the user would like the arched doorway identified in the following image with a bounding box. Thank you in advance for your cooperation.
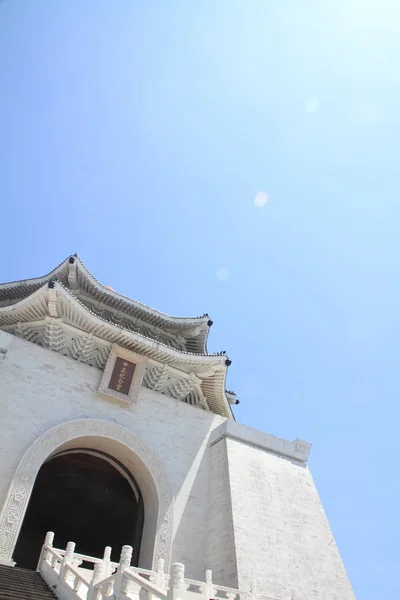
[13,450,144,570]
[0,419,173,571]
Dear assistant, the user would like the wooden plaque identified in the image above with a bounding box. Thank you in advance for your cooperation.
[98,346,147,404]
[108,357,136,395]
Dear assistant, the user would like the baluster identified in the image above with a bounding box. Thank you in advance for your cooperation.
[155,558,166,590]
[115,545,133,597]
[88,560,106,600]
[37,531,55,571]
[204,570,215,600]
[44,531,55,561]
[121,545,133,567]
[60,541,75,582]
[103,546,112,577]
[74,575,82,592]
[168,563,185,600]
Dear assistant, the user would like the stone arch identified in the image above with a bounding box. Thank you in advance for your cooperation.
[0,419,173,570]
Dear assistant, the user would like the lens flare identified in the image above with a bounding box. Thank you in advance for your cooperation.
[254,191,269,207]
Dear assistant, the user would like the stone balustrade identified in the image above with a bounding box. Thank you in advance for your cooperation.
[37,533,292,600]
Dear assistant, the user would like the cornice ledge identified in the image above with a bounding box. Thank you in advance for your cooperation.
[210,420,312,463]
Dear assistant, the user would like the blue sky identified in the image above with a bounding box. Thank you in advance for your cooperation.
[1,1,399,597]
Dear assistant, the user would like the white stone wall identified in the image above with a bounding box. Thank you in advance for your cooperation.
[225,437,356,599]
[0,331,355,598]
[206,438,238,588]
[0,331,223,578]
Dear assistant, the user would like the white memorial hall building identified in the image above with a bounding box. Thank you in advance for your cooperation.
[0,255,355,600]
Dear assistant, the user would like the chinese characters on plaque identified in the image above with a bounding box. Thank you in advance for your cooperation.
[99,346,146,404]
[108,357,136,396]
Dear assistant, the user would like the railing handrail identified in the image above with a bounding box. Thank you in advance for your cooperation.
[184,576,248,594]
[39,534,292,600]
[183,577,289,600]
[53,547,119,568]
[124,567,168,599]
[45,546,64,561]
[64,562,91,587]
[214,585,246,592]
[130,565,162,578]
[185,577,244,594]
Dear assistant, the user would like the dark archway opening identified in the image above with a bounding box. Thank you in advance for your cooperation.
[13,451,144,570]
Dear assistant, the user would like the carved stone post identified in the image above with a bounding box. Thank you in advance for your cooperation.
[155,558,166,590]
[59,541,75,582]
[204,570,215,600]
[44,531,55,548]
[36,531,55,571]
[168,563,185,600]
[88,560,106,600]
[115,545,133,597]
[103,546,112,577]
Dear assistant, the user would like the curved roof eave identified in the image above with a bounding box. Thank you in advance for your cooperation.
[75,255,211,328]
[0,281,230,369]
[0,254,213,332]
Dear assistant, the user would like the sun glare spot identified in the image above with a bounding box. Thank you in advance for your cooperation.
[305,97,320,114]
[254,191,269,207]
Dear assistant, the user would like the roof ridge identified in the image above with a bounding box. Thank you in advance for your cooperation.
[0,256,69,287]
[0,254,213,327]
[74,254,211,323]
